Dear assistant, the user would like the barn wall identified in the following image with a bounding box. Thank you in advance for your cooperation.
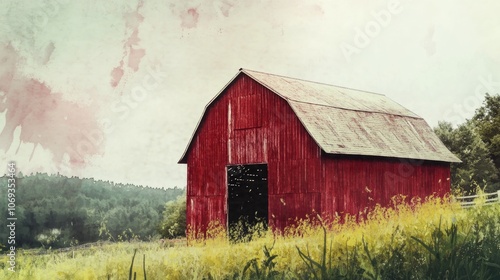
[186,74,322,234]
[185,73,452,236]
[321,155,451,218]
[186,90,229,234]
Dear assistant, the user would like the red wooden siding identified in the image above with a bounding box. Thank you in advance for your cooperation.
[186,74,322,235]
[321,155,450,218]
[184,73,452,236]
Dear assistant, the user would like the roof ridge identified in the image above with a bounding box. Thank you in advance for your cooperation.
[241,68,419,118]
[241,68,386,97]
[285,98,423,119]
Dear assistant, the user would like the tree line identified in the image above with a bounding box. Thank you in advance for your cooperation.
[434,94,500,194]
[0,173,184,249]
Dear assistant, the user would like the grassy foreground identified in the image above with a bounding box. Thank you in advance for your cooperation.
[1,196,500,279]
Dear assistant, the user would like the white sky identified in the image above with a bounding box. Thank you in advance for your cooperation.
[1,0,499,189]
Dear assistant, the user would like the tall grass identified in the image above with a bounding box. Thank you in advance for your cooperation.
[1,196,500,279]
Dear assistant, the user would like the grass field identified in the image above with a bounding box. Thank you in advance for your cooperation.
[1,196,500,279]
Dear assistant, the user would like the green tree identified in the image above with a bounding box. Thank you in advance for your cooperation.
[472,93,500,188]
[158,195,186,239]
[434,121,497,193]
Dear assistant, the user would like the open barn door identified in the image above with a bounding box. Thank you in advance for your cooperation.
[227,164,268,241]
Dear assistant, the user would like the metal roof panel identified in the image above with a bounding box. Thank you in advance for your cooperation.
[288,101,460,162]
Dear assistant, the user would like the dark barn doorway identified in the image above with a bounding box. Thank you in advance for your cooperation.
[227,164,268,241]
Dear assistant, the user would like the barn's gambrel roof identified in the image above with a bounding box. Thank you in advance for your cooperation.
[179,69,460,163]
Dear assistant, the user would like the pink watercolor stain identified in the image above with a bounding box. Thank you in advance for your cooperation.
[181,8,199,29]
[110,62,125,88]
[110,0,146,88]
[215,1,233,17]
[0,43,103,167]
[126,29,146,71]
[41,42,55,65]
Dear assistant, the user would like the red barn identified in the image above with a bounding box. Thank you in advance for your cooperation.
[179,69,460,235]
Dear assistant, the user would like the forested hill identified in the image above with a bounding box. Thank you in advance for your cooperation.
[0,173,184,249]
